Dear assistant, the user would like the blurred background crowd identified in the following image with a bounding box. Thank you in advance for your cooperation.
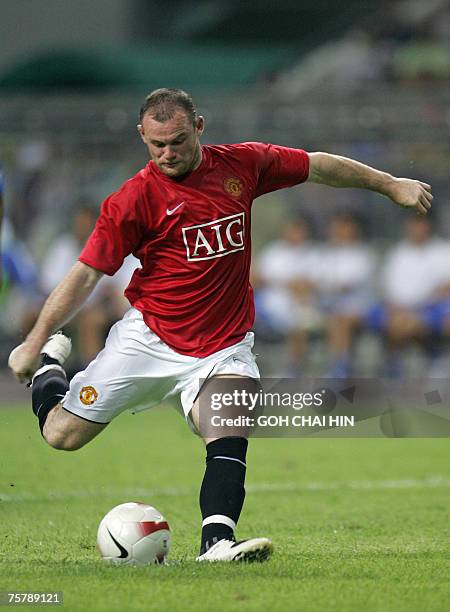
[0,0,449,381]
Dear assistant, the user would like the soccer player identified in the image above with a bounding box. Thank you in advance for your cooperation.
[8,88,432,563]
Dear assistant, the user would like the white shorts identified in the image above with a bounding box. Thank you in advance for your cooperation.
[61,308,260,424]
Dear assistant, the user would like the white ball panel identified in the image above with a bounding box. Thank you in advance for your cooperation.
[117,504,146,522]
[132,530,171,565]
[142,506,164,522]
[119,521,144,545]
[97,525,131,561]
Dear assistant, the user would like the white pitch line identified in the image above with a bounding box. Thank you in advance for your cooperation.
[0,475,449,504]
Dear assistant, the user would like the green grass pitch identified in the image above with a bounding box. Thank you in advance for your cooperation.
[1,404,448,611]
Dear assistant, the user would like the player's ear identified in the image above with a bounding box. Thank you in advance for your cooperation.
[195,116,204,136]
[137,124,146,143]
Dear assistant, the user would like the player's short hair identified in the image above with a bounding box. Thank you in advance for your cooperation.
[139,88,197,125]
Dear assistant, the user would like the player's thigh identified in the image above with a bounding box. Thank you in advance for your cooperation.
[62,309,179,423]
[43,404,107,450]
[191,374,259,444]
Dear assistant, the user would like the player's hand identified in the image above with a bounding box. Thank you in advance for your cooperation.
[387,178,433,215]
[8,342,41,383]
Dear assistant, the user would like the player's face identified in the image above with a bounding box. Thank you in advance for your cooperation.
[138,110,204,177]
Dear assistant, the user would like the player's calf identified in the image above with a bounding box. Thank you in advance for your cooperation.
[42,403,106,451]
[31,333,72,434]
[199,436,248,553]
[31,332,83,450]
[31,333,106,450]
[197,435,273,562]
[193,376,271,562]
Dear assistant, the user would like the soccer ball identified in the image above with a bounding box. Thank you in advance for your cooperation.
[97,502,170,565]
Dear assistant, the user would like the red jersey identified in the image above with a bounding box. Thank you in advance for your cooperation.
[79,142,309,356]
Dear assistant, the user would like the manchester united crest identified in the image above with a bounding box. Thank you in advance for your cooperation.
[80,385,98,406]
[224,177,243,197]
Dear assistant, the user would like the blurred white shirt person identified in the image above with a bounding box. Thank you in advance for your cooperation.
[383,234,450,309]
[379,215,450,376]
[253,218,321,373]
[315,213,375,377]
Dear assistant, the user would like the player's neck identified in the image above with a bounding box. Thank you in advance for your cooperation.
[191,144,203,172]
[172,145,203,181]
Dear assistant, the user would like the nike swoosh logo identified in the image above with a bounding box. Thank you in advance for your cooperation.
[166,201,186,215]
[107,528,128,558]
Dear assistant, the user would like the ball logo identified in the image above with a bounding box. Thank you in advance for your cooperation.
[80,385,98,406]
[224,177,243,197]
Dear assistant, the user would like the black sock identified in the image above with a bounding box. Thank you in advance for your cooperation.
[199,436,248,554]
[41,354,61,367]
[32,367,69,434]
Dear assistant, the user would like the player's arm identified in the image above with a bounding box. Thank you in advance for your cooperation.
[307,152,433,215]
[8,261,103,382]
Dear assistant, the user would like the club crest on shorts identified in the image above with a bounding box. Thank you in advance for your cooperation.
[80,385,98,406]
[224,177,243,197]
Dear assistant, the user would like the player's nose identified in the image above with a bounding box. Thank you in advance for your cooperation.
[164,146,177,160]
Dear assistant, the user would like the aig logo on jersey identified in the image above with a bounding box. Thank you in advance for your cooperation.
[182,213,245,262]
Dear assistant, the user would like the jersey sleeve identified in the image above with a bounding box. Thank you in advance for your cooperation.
[244,142,310,197]
[78,179,145,276]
